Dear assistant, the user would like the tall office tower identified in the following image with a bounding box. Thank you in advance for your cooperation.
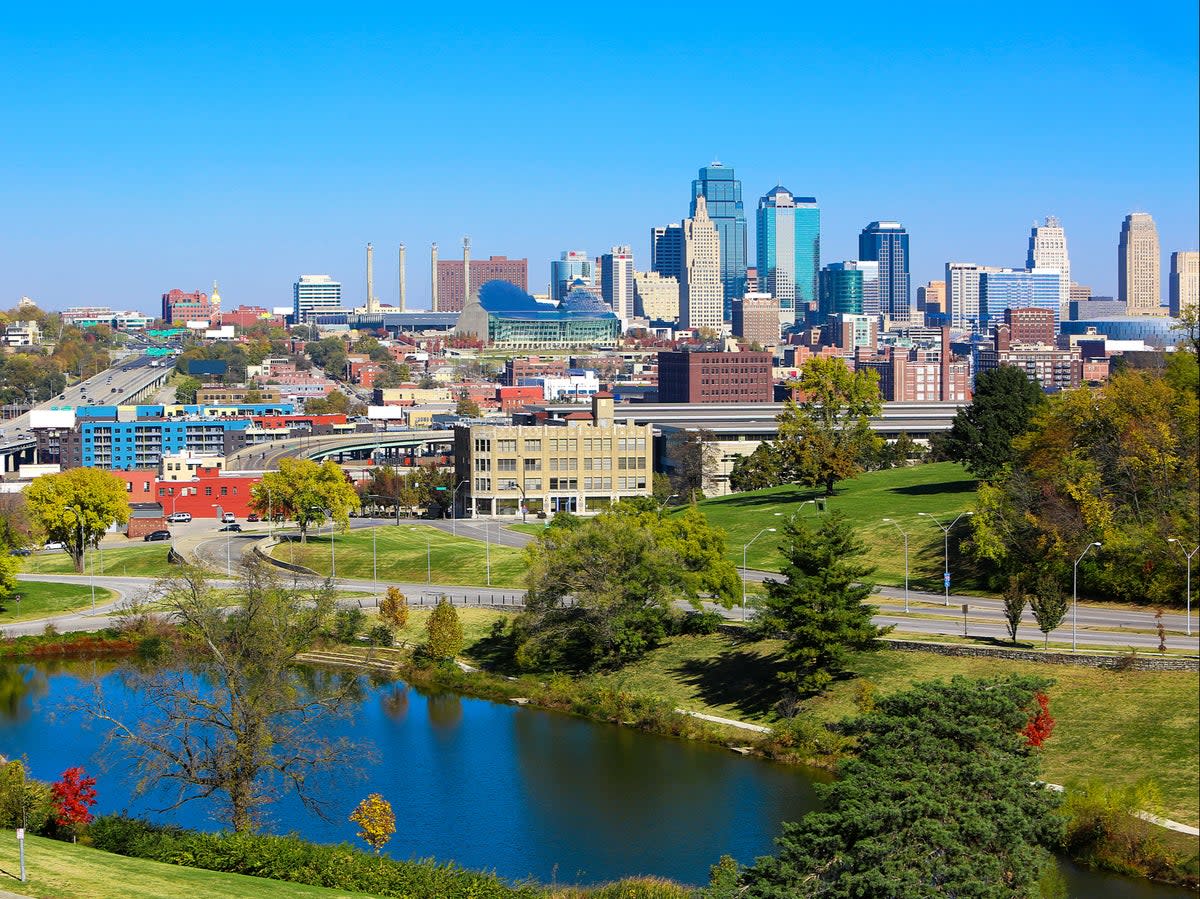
[600,246,635,322]
[978,269,1062,334]
[550,250,595,301]
[745,266,759,293]
[945,263,1003,331]
[1170,251,1200,317]
[917,280,946,317]
[1119,212,1163,314]
[633,271,680,321]
[293,275,343,321]
[859,222,911,324]
[650,224,684,282]
[1026,216,1070,319]
[857,261,881,317]
[756,186,820,326]
[691,161,746,321]
[819,263,865,318]
[435,255,528,312]
[681,196,723,332]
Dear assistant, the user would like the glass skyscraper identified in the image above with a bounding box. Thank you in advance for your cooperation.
[690,162,747,322]
[756,186,820,325]
[819,263,864,317]
[979,269,1063,333]
[858,222,911,324]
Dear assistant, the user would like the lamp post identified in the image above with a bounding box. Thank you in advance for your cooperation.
[742,528,777,621]
[659,493,678,514]
[1167,538,1196,638]
[918,511,974,606]
[485,520,491,587]
[1072,541,1102,651]
[882,518,910,613]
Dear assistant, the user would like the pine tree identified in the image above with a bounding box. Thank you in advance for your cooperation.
[754,513,889,695]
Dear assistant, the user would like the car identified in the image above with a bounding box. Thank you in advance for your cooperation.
[221,512,236,523]
[143,530,172,542]
[8,547,31,556]
[218,523,242,532]
[42,541,64,550]
[246,513,260,522]
[166,512,192,523]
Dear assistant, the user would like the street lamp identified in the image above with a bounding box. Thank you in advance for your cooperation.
[1072,541,1102,652]
[1167,538,1197,638]
[919,511,974,606]
[742,528,777,621]
[882,518,910,613]
[659,493,678,513]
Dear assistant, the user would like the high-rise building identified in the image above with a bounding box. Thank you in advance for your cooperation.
[755,186,820,325]
[633,271,680,321]
[979,269,1062,333]
[731,294,781,345]
[650,225,685,283]
[1169,251,1199,318]
[162,288,219,326]
[745,266,759,293]
[433,255,527,313]
[292,275,343,322]
[819,263,864,318]
[917,280,946,317]
[691,162,747,321]
[1069,282,1092,305]
[946,263,1004,331]
[859,221,911,324]
[681,196,723,332]
[1026,216,1071,319]
[550,250,594,301]
[1119,213,1162,314]
[600,246,635,323]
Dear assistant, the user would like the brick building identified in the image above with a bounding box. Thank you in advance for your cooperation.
[436,256,528,313]
[162,288,218,326]
[503,356,570,386]
[731,294,781,345]
[657,350,773,403]
[1003,307,1056,346]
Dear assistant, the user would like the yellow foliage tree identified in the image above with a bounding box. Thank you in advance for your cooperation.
[379,586,409,631]
[349,793,395,854]
[23,469,131,572]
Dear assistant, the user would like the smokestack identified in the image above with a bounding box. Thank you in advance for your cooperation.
[431,243,439,312]
[366,243,377,313]
[463,236,471,307]
[398,244,407,312]
[941,326,951,401]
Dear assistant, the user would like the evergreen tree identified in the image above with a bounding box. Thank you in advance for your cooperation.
[754,513,889,695]
[943,364,1045,480]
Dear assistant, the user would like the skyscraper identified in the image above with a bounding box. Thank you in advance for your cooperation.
[681,196,723,332]
[979,269,1062,334]
[690,162,746,321]
[600,246,635,323]
[946,263,1004,331]
[650,224,684,282]
[1119,213,1162,314]
[756,186,820,325]
[293,275,342,321]
[550,250,594,301]
[435,255,527,312]
[819,263,865,318]
[859,222,911,324]
[1170,251,1200,318]
[1026,216,1071,319]
[917,280,946,318]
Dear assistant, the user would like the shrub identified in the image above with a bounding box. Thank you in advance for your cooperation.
[423,598,464,662]
[379,587,409,630]
[332,608,366,644]
[671,610,724,636]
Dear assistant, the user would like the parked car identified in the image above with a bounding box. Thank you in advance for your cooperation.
[246,513,260,522]
[166,512,192,523]
[42,541,64,550]
[8,547,31,556]
[218,523,242,532]
[221,512,236,523]
[144,530,172,542]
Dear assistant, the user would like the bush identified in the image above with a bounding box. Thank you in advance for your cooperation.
[670,610,724,636]
[332,608,366,644]
[368,624,395,647]
[0,760,54,834]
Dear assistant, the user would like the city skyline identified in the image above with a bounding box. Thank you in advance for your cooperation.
[0,5,1196,313]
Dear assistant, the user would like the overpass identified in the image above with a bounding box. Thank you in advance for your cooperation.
[227,429,456,470]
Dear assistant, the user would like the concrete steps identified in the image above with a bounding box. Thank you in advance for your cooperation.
[295,648,400,674]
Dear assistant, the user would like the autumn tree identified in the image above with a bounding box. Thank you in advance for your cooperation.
[424,597,463,662]
[775,357,881,496]
[251,458,360,542]
[455,391,482,418]
[24,469,131,572]
[50,766,97,842]
[1029,573,1069,648]
[753,513,889,695]
[942,365,1046,480]
[1002,575,1029,644]
[668,428,720,501]
[379,587,409,630]
[349,793,396,854]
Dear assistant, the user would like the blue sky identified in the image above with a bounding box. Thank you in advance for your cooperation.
[1,2,1196,314]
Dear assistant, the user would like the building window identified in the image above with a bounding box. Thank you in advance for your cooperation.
[496,439,517,453]
[524,439,541,452]
[206,487,212,496]
[524,458,540,471]
[221,487,228,496]
[496,458,517,472]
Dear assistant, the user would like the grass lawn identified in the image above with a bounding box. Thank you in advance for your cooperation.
[0,831,376,899]
[274,525,526,587]
[20,544,177,579]
[368,605,513,648]
[591,633,1200,825]
[506,523,548,536]
[1,581,116,623]
[687,462,978,589]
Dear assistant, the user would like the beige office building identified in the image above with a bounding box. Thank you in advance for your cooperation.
[453,394,652,517]
[1169,251,1199,318]
[633,271,681,321]
[1118,212,1162,314]
[681,196,724,332]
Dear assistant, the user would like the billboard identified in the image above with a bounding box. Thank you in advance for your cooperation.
[186,359,228,376]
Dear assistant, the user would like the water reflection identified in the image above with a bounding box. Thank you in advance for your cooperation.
[0,663,48,721]
[380,685,409,722]
[425,691,462,730]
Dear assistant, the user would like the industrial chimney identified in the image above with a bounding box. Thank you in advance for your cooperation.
[431,243,439,312]
[398,244,407,312]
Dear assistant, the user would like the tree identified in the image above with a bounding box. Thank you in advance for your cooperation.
[943,365,1046,480]
[379,587,409,630]
[776,358,881,496]
[84,562,360,832]
[24,469,131,572]
[728,443,782,492]
[739,676,1063,898]
[305,391,351,415]
[668,428,719,501]
[424,597,463,662]
[651,471,673,504]
[251,459,360,542]
[455,391,481,418]
[516,505,739,671]
[173,374,201,404]
[50,766,97,842]
[1002,575,1029,644]
[1029,572,1069,648]
[753,513,889,695]
[349,793,395,854]
[1022,691,1055,748]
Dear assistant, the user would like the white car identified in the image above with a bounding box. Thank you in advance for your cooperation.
[221,512,236,523]
[167,512,193,523]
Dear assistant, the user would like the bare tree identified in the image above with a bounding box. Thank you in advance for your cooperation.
[83,561,367,832]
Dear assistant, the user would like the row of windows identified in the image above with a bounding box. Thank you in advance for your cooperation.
[158,485,236,497]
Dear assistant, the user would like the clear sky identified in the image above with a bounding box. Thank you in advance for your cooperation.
[1,1,1197,314]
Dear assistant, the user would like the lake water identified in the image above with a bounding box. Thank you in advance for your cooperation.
[0,659,1192,896]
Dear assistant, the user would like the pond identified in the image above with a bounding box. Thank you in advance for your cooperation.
[0,659,1191,897]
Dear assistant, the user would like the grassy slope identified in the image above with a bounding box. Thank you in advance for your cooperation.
[1,581,115,624]
[590,633,1200,825]
[688,462,978,588]
[0,831,377,899]
[20,544,176,579]
[275,525,526,588]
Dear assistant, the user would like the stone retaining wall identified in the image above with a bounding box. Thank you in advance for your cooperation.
[252,537,319,576]
[881,639,1198,672]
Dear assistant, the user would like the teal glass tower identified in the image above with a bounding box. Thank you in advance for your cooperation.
[756,186,820,325]
[819,263,864,317]
[690,162,747,322]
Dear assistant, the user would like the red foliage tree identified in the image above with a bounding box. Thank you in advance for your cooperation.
[1022,692,1055,748]
[51,766,98,842]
